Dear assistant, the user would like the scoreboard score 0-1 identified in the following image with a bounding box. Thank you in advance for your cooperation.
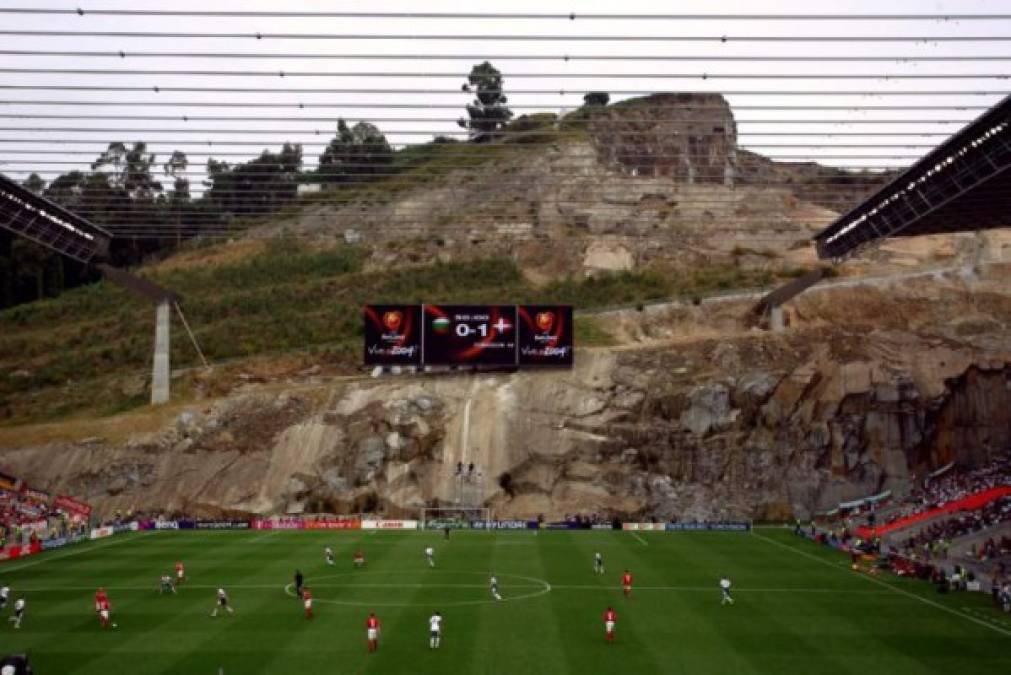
[423,305,517,366]
[364,304,573,368]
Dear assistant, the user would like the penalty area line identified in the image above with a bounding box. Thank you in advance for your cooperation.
[751,531,1011,638]
[629,532,648,546]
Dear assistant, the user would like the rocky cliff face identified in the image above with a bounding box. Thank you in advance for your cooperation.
[588,93,738,185]
[2,269,1008,521]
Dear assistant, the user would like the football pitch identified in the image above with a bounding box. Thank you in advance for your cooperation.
[0,528,1007,674]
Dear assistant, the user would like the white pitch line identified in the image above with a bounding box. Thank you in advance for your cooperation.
[751,531,1011,638]
[629,531,648,546]
[4,582,896,595]
[0,532,155,574]
[244,531,281,544]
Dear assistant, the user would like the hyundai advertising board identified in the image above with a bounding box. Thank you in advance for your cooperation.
[363,304,422,366]
[517,305,573,366]
[422,304,518,366]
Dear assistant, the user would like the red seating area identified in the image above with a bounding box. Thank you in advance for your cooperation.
[857,486,1011,538]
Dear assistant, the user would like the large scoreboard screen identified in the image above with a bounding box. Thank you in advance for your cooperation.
[363,304,422,366]
[517,305,574,366]
[364,304,573,368]
[423,304,517,366]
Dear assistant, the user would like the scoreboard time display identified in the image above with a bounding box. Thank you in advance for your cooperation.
[363,304,573,368]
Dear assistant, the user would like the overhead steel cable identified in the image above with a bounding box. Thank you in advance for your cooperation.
[0,30,1008,42]
[0,145,941,160]
[0,102,992,112]
[0,121,979,132]
[1,9,1008,20]
[1,68,1008,80]
[1,85,1005,96]
[1,50,1009,63]
[0,203,889,214]
[0,114,982,124]
[0,135,965,146]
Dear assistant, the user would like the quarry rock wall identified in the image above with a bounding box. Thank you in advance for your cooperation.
[3,296,1008,522]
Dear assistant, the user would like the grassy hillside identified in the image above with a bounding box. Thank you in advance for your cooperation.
[0,235,795,427]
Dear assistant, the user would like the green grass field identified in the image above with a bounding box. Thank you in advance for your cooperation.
[0,528,1007,674]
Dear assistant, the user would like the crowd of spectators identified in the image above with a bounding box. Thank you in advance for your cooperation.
[899,497,1011,560]
[875,458,1011,528]
[972,534,1011,563]
[0,487,88,549]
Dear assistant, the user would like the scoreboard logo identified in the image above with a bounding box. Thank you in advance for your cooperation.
[518,305,573,366]
[383,310,403,332]
[363,305,421,365]
[423,305,517,366]
[535,311,555,332]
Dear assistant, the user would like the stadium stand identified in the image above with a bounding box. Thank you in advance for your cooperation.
[0,474,91,553]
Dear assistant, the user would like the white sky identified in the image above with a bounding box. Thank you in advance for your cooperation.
[0,0,1008,193]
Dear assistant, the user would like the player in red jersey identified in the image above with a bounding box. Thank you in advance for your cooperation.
[97,597,113,629]
[175,561,186,584]
[366,612,381,652]
[94,587,107,615]
[302,587,313,620]
[354,549,366,568]
[622,570,633,599]
[602,606,617,642]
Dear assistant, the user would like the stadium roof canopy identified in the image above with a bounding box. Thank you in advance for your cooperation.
[0,172,112,263]
[814,94,1011,261]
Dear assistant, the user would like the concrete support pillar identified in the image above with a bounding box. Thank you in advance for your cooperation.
[151,299,170,405]
[769,306,786,333]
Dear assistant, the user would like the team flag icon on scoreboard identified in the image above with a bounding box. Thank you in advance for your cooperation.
[431,316,451,335]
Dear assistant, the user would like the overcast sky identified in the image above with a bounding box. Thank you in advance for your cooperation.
[0,0,1008,193]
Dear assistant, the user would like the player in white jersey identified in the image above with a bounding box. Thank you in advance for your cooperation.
[490,576,502,601]
[593,552,604,575]
[425,546,435,568]
[211,588,234,617]
[429,611,442,649]
[0,586,9,611]
[7,599,24,629]
[324,546,335,566]
[720,576,734,605]
[159,574,176,594]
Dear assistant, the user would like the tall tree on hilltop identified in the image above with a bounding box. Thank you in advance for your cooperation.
[457,61,513,142]
[163,150,190,243]
[163,151,190,199]
[318,119,392,184]
[92,141,162,201]
[583,92,610,106]
[22,173,45,195]
[204,143,302,216]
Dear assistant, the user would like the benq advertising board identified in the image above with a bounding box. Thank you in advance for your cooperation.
[363,304,422,366]
[364,304,574,368]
